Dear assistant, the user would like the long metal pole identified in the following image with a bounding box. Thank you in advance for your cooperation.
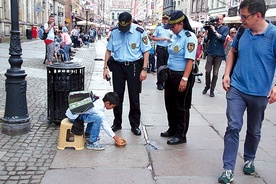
[2,0,30,135]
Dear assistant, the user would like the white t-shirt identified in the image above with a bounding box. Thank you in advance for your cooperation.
[44,23,55,41]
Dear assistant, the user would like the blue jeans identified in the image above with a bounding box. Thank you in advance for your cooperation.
[78,114,103,143]
[223,86,268,171]
[63,44,71,62]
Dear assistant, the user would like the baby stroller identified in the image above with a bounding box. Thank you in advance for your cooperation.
[83,34,90,47]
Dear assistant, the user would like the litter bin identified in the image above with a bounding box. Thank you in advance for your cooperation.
[26,28,32,40]
[47,62,85,124]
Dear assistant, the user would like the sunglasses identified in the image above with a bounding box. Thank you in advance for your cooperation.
[231,32,236,34]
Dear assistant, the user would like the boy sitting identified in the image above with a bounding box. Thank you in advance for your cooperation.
[65,92,125,150]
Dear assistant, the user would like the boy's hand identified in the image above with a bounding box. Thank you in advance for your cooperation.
[115,137,126,147]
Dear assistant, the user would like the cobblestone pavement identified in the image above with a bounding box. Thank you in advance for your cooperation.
[0,42,96,183]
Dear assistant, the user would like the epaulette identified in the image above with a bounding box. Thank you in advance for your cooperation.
[185,31,191,37]
[111,26,118,31]
[136,26,144,33]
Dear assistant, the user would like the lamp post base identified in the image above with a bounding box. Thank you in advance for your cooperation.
[2,118,30,136]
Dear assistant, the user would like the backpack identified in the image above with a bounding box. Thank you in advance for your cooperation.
[38,25,48,40]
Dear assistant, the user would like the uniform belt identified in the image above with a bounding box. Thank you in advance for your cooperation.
[114,60,140,66]
[168,70,183,76]
[157,45,168,49]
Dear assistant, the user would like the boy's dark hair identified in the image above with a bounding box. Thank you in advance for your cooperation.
[102,92,119,106]
[240,0,267,18]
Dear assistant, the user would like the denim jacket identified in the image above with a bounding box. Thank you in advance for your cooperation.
[204,25,229,56]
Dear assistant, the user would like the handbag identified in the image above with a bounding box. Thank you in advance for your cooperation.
[157,65,169,83]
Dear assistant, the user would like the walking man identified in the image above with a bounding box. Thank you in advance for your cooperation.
[202,14,228,97]
[218,0,276,183]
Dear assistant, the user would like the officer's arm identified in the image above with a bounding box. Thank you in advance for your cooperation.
[104,50,111,69]
[142,51,149,68]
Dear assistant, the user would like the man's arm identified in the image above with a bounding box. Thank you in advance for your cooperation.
[222,47,236,91]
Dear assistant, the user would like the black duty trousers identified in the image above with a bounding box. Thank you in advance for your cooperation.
[112,61,142,128]
[164,71,195,139]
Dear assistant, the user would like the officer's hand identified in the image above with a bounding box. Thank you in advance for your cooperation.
[268,86,276,104]
[178,80,187,92]
[139,70,147,81]
[103,68,109,80]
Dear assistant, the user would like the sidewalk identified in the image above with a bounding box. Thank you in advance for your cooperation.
[0,39,276,184]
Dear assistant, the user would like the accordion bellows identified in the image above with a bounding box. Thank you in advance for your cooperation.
[68,91,94,114]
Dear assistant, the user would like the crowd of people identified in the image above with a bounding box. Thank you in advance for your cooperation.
[43,16,105,65]
[54,0,276,183]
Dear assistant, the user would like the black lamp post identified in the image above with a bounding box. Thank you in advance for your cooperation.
[2,0,30,135]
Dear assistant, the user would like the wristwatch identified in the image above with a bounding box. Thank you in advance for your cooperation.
[181,77,188,82]
[142,67,147,71]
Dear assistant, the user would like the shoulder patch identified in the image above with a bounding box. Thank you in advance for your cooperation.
[185,31,191,37]
[136,26,144,33]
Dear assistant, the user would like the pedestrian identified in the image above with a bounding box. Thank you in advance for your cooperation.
[57,30,72,62]
[44,15,55,65]
[151,14,173,90]
[218,0,276,183]
[62,21,69,33]
[103,12,151,136]
[160,10,197,145]
[195,34,204,83]
[202,14,228,97]
[223,27,236,61]
[147,32,156,73]
[71,25,80,48]
[65,92,125,150]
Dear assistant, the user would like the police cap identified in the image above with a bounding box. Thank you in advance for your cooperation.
[118,12,132,32]
[164,10,185,29]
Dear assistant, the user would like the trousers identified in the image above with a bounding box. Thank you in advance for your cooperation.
[223,86,268,171]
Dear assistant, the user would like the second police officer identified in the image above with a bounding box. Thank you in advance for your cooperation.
[151,14,173,90]
[161,10,198,145]
[103,12,151,136]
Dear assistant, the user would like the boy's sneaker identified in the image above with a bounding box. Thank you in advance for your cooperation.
[86,141,105,151]
[243,160,255,175]
[218,169,234,184]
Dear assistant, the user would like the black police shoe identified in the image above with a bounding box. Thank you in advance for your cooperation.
[160,130,175,137]
[111,124,122,132]
[157,84,164,90]
[131,127,141,136]
[167,137,186,145]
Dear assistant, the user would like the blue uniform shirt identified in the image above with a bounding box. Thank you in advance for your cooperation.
[153,23,173,47]
[231,21,276,96]
[167,30,197,71]
[106,24,151,62]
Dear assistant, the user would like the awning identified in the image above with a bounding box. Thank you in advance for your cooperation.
[223,16,241,24]
[76,20,94,26]
[266,8,276,21]
[266,8,276,18]
[189,19,204,28]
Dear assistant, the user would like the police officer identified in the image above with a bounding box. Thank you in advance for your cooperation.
[151,14,173,90]
[161,10,197,145]
[103,12,151,136]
